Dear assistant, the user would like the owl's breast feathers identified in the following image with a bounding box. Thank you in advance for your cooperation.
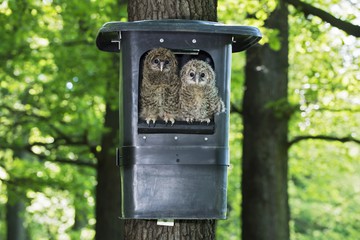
[144,71,177,85]
[180,84,224,120]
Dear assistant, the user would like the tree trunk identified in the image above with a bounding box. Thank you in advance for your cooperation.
[128,0,217,21]
[241,1,290,240]
[124,220,215,240]
[6,185,26,240]
[72,192,88,232]
[95,101,122,239]
[125,0,217,239]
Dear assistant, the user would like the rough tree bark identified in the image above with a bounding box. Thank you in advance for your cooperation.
[124,220,215,240]
[127,0,217,21]
[124,0,217,239]
[242,1,290,240]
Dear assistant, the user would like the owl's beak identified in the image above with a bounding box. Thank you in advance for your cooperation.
[160,62,164,72]
[195,75,200,84]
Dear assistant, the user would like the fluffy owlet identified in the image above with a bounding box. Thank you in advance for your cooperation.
[179,59,225,123]
[139,47,180,125]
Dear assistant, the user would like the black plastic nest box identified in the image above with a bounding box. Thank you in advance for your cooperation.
[96,19,261,219]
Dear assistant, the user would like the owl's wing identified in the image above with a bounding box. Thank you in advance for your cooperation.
[206,86,225,115]
[163,75,181,114]
[139,77,161,118]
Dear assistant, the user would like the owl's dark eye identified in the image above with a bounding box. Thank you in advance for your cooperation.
[200,73,205,78]
[164,60,170,65]
[189,72,195,77]
[154,59,159,64]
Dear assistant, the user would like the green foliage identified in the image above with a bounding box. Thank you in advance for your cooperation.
[0,0,126,238]
[288,1,360,237]
[289,141,360,240]
[265,98,299,119]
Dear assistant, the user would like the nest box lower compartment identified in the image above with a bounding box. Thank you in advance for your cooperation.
[120,164,228,219]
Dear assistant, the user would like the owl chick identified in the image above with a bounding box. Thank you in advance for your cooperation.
[139,47,180,125]
[179,59,225,123]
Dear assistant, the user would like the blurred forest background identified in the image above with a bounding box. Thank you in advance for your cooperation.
[0,0,359,239]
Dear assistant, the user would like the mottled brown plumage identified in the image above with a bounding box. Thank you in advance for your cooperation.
[139,47,180,125]
[179,59,225,123]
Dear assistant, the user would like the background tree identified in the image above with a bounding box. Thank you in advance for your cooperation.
[242,0,290,239]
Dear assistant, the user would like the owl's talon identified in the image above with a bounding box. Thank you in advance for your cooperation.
[165,119,175,126]
[145,118,156,126]
[185,118,194,124]
[198,118,210,124]
[163,116,175,126]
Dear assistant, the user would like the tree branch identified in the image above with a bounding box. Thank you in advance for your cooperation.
[50,158,97,168]
[0,177,11,185]
[316,107,360,113]
[1,103,92,147]
[286,0,360,37]
[230,102,243,115]
[0,175,70,192]
[26,148,97,168]
[288,134,360,147]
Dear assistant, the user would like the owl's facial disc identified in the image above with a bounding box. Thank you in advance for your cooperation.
[187,71,207,85]
[152,58,171,72]
[198,72,207,85]
[188,71,196,84]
